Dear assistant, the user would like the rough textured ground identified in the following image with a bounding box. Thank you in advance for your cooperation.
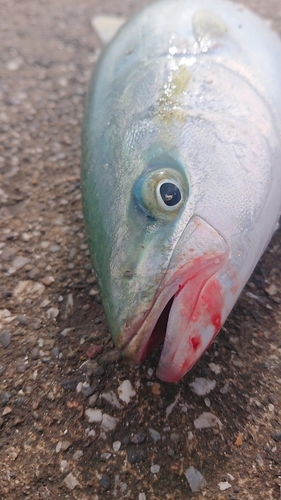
[0,0,281,499]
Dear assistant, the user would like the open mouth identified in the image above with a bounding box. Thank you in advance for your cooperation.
[140,296,175,362]
[121,251,227,382]
[119,216,230,382]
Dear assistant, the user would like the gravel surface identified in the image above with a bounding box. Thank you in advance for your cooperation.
[0,0,281,499]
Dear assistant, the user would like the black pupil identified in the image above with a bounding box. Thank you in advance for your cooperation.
[160,182,181,206]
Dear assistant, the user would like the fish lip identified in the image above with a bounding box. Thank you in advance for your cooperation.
[120,252,228,370]
[119,216,230,381]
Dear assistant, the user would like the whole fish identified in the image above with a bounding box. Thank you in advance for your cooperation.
[82,0,281,382]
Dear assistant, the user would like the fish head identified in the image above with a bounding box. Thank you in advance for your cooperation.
[82,30,280,381]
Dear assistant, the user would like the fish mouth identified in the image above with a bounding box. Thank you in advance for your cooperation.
[119,216,230,382]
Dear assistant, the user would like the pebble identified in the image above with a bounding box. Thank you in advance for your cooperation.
[0,330,11,348]
[52,347,60,359]
[33,319,42,330]
[86,344,103,359]
[41,298,51,308]
[255,454,264,467]
[88,394,98,406]
[60,328,72,337]
[8,256,30,274]
[16,359,26,373]
[113,440,121,452]
[220,382,230,394]
[127,445,146,464]
[272,432,281,442]
[148,428,161,442]
[13,280,45,301]
[170,433,180,442]
[2,406,12,416]
[189,378,216,396]
[91,15,126,44]
[85,408,103,423]
[194,412,223,430]
[101,391,121,409]
[46,307,59,319]
[101,413,119,431]
[50,245,60,253]
[218,481,232,491]
[1,392,11,406]
[64,472,80,490]
[73,450,83,461]
[81,385,96,398]
[16,315,29,326]
[118,380,136,404]
[42,276,55,286]
[60,460,68,472]
[208,363,221,374]
[60,378,78,392]
[150,464,160,474]
[131,433,146,444]
[100,474,111,490]
[185,466,207,492]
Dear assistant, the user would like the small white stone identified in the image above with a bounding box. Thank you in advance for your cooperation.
[8,256,30,274]
[150,464,160,474]
[139,494,146,500]
[189,378,216,396]
[148,428,161,442]
[13,280,45,301]
[204,397,211,407]
[64,472,80,490]
[85,408,103,423]
[227,473,235,481]
[194,412,223,430]
[56,442,62,453]
[60,460,68,472]
[208,362,221,374]
[73,450,83,461]
[76,382,83,393]
[60,328,72,337]
[101,413,119,431]
[118,380,136,404]
[40,299,51,309]
[46,307,59,319]
[218,481,231,491]
[113,440,121,452]
[185,466,206,492]
[147,368,154,378]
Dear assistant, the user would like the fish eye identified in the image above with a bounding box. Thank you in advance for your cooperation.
[134,167,188,221]
[157,180,182,208]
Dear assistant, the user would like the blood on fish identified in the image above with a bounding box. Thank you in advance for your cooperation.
[190,336,201,351]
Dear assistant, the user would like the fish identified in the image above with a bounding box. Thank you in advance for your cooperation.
[81,0,281,382]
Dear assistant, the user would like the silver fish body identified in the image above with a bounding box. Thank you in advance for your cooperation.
[82,0,281,382]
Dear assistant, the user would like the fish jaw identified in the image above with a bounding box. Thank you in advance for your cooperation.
[120,216,230,382]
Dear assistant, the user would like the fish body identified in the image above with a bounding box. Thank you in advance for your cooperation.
[82,0,281,382]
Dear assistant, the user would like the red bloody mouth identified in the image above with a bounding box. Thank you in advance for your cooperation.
[121,253,227,382]
[119,216,230,382]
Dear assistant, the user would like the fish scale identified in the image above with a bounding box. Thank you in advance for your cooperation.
[82,0,281,382]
